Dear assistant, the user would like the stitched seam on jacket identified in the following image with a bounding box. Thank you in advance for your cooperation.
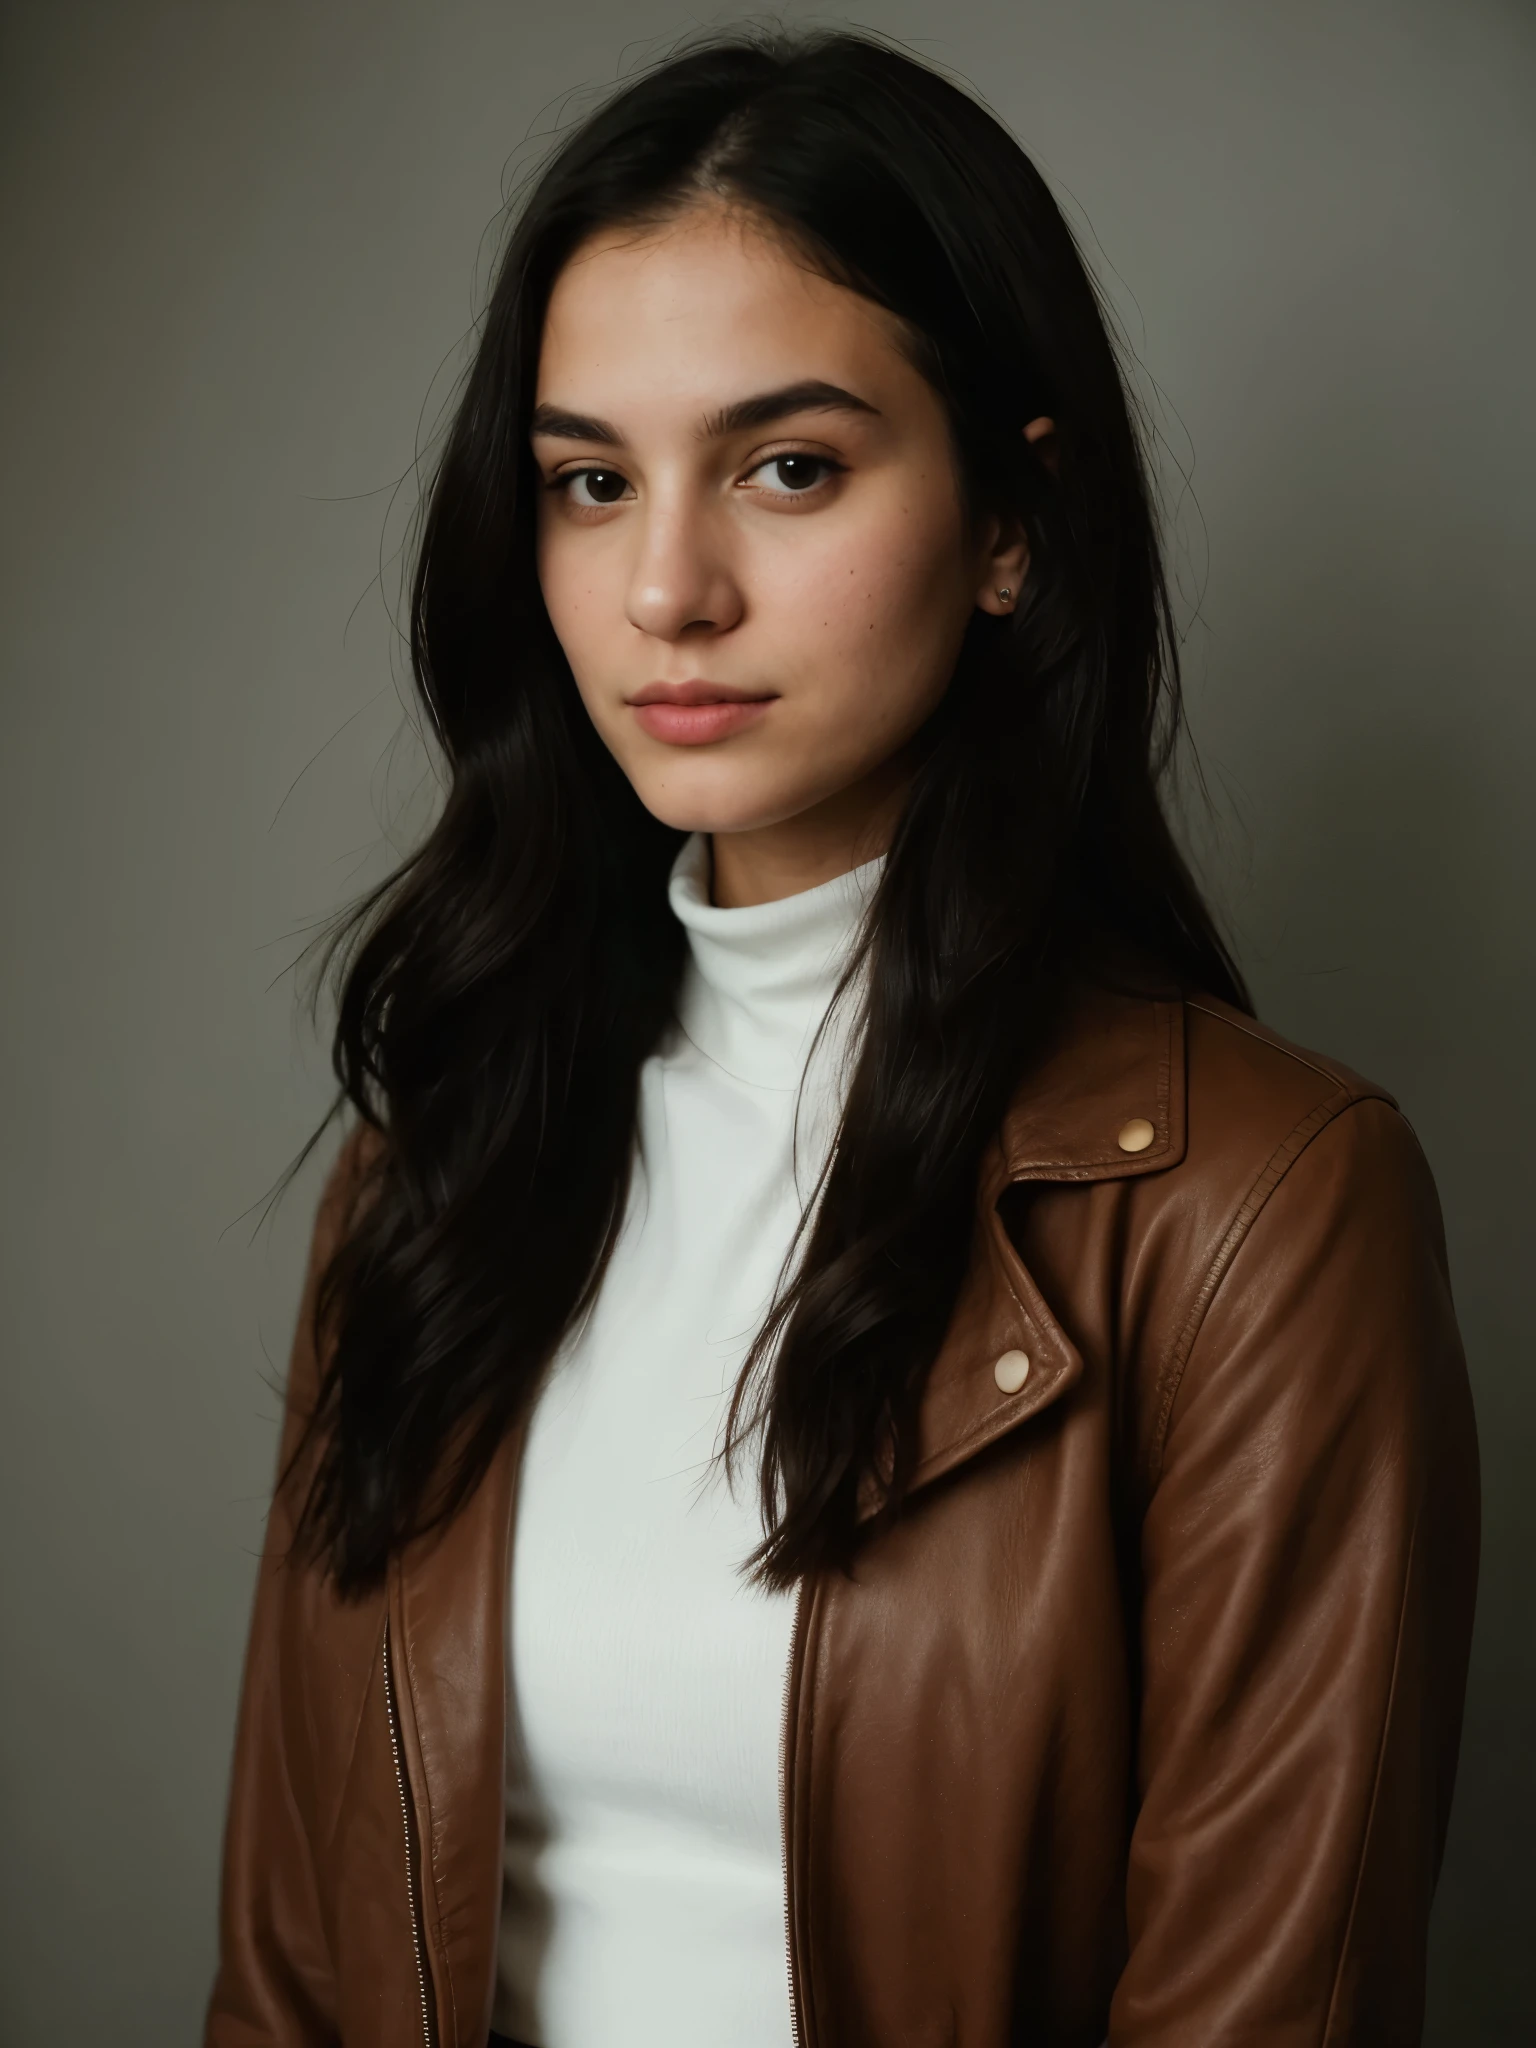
[1145,1086,1365,1491]
[1185,999,1362,1094]
[1320,1510,1420,2047]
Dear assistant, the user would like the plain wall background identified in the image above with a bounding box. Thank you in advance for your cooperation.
[1,1,1531,2038]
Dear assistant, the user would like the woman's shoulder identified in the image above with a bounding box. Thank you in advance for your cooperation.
[1177,988,1416,1185]
[304,1121,390,1263]
[1167,991,1445,1309]
[1006,976,1467,1507]
[1002,970,1418,1205]
[279,1121,389,1430]
[1000,973,1449,1410]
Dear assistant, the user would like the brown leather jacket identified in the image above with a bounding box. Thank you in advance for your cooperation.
[206,984,1479,2047]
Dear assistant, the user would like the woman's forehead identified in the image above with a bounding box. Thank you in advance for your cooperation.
[535,211,920,431]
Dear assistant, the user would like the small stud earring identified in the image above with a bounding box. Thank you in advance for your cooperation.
[997,587,1013,604]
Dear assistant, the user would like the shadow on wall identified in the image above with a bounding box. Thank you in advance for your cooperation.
[1190,665,1533,2044]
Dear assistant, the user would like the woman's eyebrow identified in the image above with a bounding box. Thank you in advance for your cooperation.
[701,379,881,437]
[530,404,624,444]
[529,380,880,448]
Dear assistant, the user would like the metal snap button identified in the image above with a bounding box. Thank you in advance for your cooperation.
[993,1349,1031,1395]
[1117,1117,1155,1154]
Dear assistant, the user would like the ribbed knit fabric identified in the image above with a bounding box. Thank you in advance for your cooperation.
[492,832,882,2048]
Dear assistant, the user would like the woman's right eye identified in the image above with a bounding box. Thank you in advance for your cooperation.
[562,467,631,507]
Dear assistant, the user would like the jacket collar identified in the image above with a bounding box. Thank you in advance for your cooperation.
[862,982,1187,1520]
[991,974,1187,1192]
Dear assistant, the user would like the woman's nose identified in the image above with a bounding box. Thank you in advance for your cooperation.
[624,500,743,643]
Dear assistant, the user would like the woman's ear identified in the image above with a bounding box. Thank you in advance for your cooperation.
[1023,413,1058,474]
[974,511,1031,617]
[974,415,1057,616]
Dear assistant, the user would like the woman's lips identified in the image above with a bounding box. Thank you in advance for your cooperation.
[629,695,774,745]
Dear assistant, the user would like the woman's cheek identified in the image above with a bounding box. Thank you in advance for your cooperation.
[538,542,618,696]
[780,526,961,720]
[764,524,911,663]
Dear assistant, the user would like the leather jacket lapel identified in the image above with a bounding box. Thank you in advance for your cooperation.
[882,989,1186,1513]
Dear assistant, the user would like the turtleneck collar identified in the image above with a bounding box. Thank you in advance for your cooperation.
[667,832,884,1090]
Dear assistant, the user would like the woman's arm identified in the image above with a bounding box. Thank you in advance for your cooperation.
[1118,1096,1480,2045]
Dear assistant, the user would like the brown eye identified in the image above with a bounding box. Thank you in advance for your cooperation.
[751,453,831,494]
[567,468,630,507]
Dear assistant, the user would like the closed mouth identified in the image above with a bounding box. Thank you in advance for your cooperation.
[627,680,777,707]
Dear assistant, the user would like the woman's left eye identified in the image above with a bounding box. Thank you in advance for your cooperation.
[746,453,837,496]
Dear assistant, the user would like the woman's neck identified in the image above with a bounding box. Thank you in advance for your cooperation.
[707,748,912,907]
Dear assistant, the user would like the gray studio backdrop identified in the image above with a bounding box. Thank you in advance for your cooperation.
[2,1,1531,2040]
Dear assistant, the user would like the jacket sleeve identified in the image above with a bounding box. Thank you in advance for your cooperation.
[1114,1096,1480,2046]
[205,1135,377,2047]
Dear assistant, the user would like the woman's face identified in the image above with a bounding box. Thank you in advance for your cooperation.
[532,204,1026,897]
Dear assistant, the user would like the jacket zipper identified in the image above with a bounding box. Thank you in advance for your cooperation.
[383,1614,437,2048]
[778,1577,808,2048]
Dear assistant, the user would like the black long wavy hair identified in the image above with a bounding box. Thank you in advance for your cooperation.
[294,26,1249,1596]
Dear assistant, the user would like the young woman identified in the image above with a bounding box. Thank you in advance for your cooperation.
[207,29,1479,2048]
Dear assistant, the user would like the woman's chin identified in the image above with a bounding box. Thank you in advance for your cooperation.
[624,764,830,842]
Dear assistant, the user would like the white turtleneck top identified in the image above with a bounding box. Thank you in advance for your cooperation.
[493,832,882,2048]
